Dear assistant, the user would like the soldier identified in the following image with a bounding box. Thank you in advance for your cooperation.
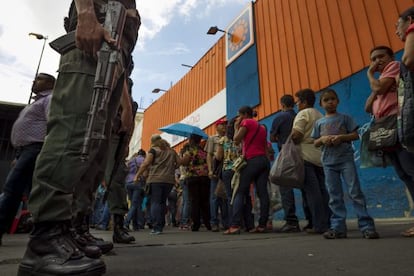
[18,1,140,275]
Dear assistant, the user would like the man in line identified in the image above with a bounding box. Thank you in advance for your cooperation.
[18,1,140,275]
[270,95,312,233]
[0,73,55,246]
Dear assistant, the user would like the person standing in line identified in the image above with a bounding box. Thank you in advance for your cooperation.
[366,45,414,236]
[0,73,55,246]
[291,89,330,235]
[206,119,228,232]
[177,166,192,230]
[181,134,211,232]
[270,95,312,233]
[224,106,270,234]
[215,118,253,231]
[18,1,140,274]
[312,89,379,239]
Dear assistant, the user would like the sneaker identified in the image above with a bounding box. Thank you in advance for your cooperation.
[276,223,301,233]
[323,229,347,239]
[363,230,380,239]
[211,225,220,232]
[150,229,162,235]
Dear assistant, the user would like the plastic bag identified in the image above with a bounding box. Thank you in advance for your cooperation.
[269,137,304,189]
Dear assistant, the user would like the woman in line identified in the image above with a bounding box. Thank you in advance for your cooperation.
[225,106,270,234]
[180,134,211,232]
[376,8,414,237]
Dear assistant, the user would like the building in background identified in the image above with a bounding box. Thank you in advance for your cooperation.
[140,0,414,219]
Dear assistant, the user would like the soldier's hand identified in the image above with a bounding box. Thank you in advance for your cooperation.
[75,6,115,57]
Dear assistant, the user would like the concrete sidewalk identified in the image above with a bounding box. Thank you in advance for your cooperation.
[1,219,414,275]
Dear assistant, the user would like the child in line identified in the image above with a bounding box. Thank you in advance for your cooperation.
[311,88,379,239]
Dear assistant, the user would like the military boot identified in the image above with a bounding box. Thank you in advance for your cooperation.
[73,214,113,256]
[17,221,106,276]
[113,214,135,244]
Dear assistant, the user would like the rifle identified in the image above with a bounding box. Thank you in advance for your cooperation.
[49,1,127,162]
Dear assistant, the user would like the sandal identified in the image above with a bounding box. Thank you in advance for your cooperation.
[223,227,240,235]
[401,226,414,237]
[249,226,266,233]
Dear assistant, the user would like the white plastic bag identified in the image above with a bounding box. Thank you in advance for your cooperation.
[269,136,304,189]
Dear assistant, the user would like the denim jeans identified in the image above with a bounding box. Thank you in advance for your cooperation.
[231,155,270,228]
[180,179,191,225]
[98,202,111,229]
[324,160,375,233]
[124,181,145,229]
[279,186,311,225]
[209,177,228,227]
[150,183,173,232]
[303,161,330,233]
[90,194,105,226]
[0,143,43,234]
[388,147,414,199]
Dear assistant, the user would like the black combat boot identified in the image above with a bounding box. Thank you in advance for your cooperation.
[17,221,106,276]
[113,214,135,244]
[73,214,113,256]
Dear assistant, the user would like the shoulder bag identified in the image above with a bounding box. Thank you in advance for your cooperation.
[232,124,260,172]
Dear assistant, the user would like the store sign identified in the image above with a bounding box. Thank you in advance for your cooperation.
[161,88,226,146]
[226,2,254,66]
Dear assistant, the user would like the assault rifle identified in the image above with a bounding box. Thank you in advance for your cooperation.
[49,1,127,162]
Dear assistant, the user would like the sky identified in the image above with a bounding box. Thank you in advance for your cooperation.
[0,0,249,109]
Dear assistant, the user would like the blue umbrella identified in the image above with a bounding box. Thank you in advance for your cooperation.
[159,123,208,139]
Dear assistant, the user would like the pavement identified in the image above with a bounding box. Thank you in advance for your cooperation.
[1,219,414,276]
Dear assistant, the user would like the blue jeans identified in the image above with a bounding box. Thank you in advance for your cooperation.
[279,186,311,225]
[125,181,145,229]
[222,170,253,229]
[303,161,330,233]
[97,201,110,229]
[388,147,414,199]
[91,194,105,226]
[209,178,228,227]
[180,179,191,225]
[0,143,43,234]
[231,155,270,228]
[150,183,173,232]
[324,160,375,233]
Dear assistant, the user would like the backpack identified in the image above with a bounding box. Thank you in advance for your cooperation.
[397,63,414,152]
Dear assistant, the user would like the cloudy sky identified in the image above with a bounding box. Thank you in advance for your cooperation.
[0,0,248,108]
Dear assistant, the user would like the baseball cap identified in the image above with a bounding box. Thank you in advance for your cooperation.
[215,119,227,126]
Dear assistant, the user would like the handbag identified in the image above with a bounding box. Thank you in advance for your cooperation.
[367,114,398,150]
[232,155,247,172]
[360,127,391,169]
[269,136,304,189]
[232,124,261,172]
